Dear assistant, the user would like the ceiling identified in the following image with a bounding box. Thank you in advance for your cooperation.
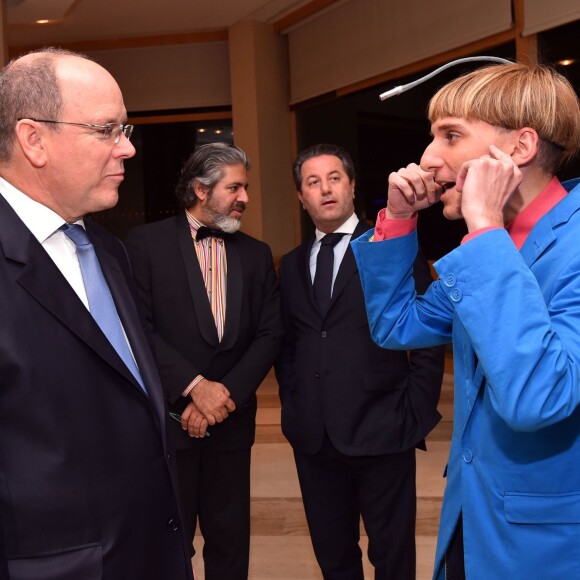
[6,0,314,48]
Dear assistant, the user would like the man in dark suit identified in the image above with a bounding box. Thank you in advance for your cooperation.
[126,143,282,580]
[0,49,193,579]
[275,143,445,579]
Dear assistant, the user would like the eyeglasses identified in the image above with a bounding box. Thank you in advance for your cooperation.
[18,118,134,144]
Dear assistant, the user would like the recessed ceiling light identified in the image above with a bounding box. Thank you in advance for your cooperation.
[198,128,206,133]
[215,129,222,134]
[36,19,51,24]
[557,59,576,66]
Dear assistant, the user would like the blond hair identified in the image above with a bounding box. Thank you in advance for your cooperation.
[428,63,580,172]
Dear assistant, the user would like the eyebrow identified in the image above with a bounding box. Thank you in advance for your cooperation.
[430,122,465,136]
[306,170,341,179]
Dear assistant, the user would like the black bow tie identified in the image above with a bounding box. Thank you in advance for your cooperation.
[196,226,226,241]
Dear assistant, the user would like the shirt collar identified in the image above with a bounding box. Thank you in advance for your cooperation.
[0,176,83,242]
[506,176,567,249]
[185,209,204,233]
[314,213,358,243]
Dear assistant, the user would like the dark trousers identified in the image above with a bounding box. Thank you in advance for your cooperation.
[293,435,416,580]
[445,516,465,580]
[176,444,251,580]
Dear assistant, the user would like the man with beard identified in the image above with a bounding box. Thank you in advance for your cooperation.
[126,143,282,580]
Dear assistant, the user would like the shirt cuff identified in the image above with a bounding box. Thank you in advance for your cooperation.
[373,208,418,241]
[182,375,204,397]
[461,226,502,245]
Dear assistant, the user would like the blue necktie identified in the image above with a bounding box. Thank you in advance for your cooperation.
[62,224,147,395]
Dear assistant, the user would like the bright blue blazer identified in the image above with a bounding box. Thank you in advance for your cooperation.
[352,179,580,579]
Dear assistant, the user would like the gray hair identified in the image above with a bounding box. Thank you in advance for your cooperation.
[0,48,90,162]
[175,142,250,208]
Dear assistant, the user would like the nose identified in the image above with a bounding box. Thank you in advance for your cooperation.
[420,140,442,173]
[238,186,249,204]
[114,133,136,159]
[320,179,332,195]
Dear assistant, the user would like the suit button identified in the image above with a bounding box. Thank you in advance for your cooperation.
[314,372,320,379]
[321,331,327,338]
[443,274,457,287]
[167,518,179,532]
[463,449,473,463]
[450,288,462,302]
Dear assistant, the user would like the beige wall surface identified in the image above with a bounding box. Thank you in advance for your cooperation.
[229,20,297,257]
[88,42,231,112]
[523,0,580,35]
[287,0,513,103]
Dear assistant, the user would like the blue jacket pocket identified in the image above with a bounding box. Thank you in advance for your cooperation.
[505,491,580,524]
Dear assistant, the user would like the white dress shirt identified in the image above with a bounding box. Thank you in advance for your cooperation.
[309,212,359,296]
[0,177,90,308]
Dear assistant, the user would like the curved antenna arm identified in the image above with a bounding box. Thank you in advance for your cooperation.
[379,56,513,101]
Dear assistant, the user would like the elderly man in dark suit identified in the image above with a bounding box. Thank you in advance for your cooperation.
[275,143,445,580]
[0,48,192,579]
[126,143,282,580]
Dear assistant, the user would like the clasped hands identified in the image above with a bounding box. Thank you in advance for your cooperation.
[180,378,236,438]
[386,145,523,231]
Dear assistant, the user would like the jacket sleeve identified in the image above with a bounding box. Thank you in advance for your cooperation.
[220,244,283,408]
[407,248,446,428]
[352,229,454,350]
[273,255,296,405]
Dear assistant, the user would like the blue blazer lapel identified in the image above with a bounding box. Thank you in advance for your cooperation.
[175,213,220,347]
[520,181,580,267]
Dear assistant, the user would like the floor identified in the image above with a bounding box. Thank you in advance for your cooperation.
[192,362,454,579]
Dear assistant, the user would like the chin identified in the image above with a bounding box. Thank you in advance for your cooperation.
[441,205,463,221]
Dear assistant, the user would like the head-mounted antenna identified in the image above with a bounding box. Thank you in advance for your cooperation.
[379,56,513,101]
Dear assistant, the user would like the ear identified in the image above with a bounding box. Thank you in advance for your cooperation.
[296,190,306,210]
[351,179,356,198]
[510,128,539,167]
[15,120,48,168]
[193,180,210,202]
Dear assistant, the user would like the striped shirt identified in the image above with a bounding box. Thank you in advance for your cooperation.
[185,210,228,340]
[182,210,228,397]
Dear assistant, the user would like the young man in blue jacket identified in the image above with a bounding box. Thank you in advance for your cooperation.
[353,63,580,579]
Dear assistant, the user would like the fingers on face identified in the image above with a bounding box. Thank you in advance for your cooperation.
[389,164,440,204]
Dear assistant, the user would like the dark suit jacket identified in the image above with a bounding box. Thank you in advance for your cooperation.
[275,219,444,456]
[125,212,282,451]
[0,194,192,580]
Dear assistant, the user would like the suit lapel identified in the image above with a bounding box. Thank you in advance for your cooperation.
[0,199,148,400]
[220,236,242,350]
[89,226,159,404]
[298,237,318,312]
[328,220,370,311]
[520,181,580,267]
[175,212,220,346]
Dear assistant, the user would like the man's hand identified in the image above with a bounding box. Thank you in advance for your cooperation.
[386,163,443,219]
[457,144,523,231]
[180,401,209,438]
[190,379,236,425]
